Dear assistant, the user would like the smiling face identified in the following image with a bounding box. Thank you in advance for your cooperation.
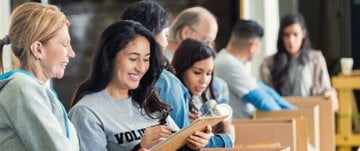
[110,36,150,91]
[182,57,214,96]
[40,25,75,80]
[282,23,306,57]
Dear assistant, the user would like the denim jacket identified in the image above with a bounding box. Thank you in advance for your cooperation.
[156,70,233,148]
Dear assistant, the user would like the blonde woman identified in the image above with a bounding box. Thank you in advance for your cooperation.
[0,2,79,150]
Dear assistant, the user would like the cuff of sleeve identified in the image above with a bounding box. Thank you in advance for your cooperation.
[209,134,234,148]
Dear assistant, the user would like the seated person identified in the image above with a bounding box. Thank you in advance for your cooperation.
[215,19,296,119]
[171,38,235,145]
[260,13,338,112]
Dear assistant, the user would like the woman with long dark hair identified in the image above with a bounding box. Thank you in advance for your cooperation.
[172,38,235,141]
[260,13,338,112]
[69,20,211,151]
[120,1,233,148]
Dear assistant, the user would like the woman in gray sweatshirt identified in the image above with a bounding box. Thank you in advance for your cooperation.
[0,2,79,151]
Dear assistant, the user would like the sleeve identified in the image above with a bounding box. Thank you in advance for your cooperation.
[205,134,233,148]
[68,106,108,151]
[257,81,297,110]
[1,81,76,151]
[312,51,334,95]
[212,77,230,105]
[156,71,191,128]
[242,88,282,111]
[259,57,274,86]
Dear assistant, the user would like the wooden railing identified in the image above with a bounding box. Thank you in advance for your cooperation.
[332,70,360,151]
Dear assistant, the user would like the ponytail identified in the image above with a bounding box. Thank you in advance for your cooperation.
[0,35,10,74]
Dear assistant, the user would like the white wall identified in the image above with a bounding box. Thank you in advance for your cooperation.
[0,0,11,71]
[242,0,280,78]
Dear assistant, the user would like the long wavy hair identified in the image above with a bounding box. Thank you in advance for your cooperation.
[71,20,170,123]
[171,38,216,114]
[270,13,312,95]
[120,0,174,73]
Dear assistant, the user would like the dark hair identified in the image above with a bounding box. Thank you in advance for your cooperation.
[71,20,170,123]
[271,13,312,95]
[228,19,264,49]
[231,19,264,39]
[120,0,174,73]
[121,1,169,36]
[171,38,216,114]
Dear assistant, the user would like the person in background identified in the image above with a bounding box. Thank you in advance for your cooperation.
[166,6,230,107]
[0,2,79,150]
[215,19,296,119]
[172,38,235,142]
[69,20,211,151]
[120,1,233,148]
[260,13,338,112]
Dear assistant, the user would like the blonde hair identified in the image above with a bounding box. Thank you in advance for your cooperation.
[0,2,70,73]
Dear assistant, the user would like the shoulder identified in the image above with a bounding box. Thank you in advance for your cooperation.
[215,49,231,62]
[213,77,227,87]
[262,54,276,67]
[69,92,107,120]
[72,91,105,109]
[5,73,42,89]
[307,49,324,59]
[307,50,326,65]
[215,49,237,68]
[157,70,185,90]
[0,73,49,99]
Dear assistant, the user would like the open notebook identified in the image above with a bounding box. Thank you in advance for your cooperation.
[150,115,228,151]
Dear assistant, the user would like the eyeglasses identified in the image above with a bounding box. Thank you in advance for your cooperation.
[188,26,215,48]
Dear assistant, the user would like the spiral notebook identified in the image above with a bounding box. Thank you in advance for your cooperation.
[150,115,228,151]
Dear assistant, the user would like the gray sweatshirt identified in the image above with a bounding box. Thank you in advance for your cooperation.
[69,90,179,151]
[0,72,79,151]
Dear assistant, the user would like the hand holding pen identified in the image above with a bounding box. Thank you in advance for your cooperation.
[140,124,175,149]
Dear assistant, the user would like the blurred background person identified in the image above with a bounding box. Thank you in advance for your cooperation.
[215,19,296,119]
[260,13,338,112]
[166,6,229,109]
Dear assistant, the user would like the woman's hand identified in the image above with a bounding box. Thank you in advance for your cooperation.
[323,89,339,113]
[185,125,212,149]
[140,125,173,149]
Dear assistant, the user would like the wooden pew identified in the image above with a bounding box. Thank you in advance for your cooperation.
[232,118,307,151]
[285,96,335,151]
